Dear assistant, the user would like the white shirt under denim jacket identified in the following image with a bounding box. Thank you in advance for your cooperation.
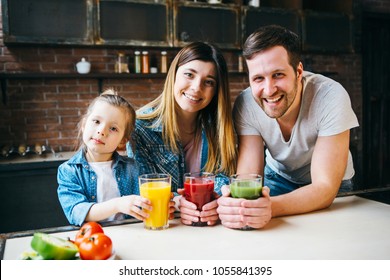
[57,149,140,226]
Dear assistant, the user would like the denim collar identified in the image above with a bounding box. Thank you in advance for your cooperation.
[67,149,123,167]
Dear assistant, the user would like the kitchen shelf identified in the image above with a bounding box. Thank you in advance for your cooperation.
[0,71,247,105]
[0,73,167,105]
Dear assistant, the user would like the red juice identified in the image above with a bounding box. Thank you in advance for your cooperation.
[184,179,215,211]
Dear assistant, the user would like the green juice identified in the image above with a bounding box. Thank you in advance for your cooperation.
[230,181,262,199]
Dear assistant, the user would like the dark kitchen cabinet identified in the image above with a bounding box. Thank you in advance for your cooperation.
[301,11,353,53]
[1,0,170,47]
[0,159,69,233]
[1,0,94,45]
[174,1,241,49]
[1,0,355,53]
[243,7,301,41]
[243,0,354,53]
[362,14,390,193]
[97,0,171,47]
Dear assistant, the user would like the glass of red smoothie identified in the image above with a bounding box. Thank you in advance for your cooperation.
[183,172,215,226]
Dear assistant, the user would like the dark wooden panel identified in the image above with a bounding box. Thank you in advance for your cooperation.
[362,14,390,189]
[175,5,240,49]
[244,8,301,40]
[302,0,353,14]
[3,0,92,44]
[99,1,168,43]
[302,12,353,53]
[261,0,302,10]
[359,191,390,205]
[0,162,68,233]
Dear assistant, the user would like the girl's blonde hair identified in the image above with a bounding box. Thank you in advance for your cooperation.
[138,42,237,175]
[75,88,136,151]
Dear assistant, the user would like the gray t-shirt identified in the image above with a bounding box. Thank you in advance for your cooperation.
[233,71,359,184]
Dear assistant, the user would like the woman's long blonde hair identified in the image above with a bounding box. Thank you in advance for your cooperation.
[138,42,237,175]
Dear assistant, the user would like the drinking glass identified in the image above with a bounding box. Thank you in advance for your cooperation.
[230,173,262,230]
[183,172,215,226]
[139,173,171,230]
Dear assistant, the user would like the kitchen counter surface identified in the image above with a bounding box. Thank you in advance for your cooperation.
[2,196,389,260]
[0,151,75,165]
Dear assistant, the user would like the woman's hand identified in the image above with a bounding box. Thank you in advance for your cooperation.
[168,192,176,220]
[199,198,219,226]
[176,189,219,226]
[177,189,200,225]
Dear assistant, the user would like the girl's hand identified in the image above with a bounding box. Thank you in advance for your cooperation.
[117,195,152,221]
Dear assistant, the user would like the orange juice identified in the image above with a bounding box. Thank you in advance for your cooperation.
[140,181,171,230]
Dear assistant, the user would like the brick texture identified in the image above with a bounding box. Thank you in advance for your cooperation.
[0,0,388,154]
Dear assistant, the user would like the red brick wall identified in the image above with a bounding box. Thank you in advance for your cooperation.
[0,44,249,151]
[0,0,385,154]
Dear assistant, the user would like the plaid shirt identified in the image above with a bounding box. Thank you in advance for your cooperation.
[127,117,229,194]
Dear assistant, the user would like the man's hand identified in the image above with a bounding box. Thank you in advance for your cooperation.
[217,185,272,229]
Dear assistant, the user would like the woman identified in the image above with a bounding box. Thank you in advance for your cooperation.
[127,42,237,226]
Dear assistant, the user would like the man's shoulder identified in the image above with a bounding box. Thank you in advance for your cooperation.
[303,71,347,101]
[239,86,252,97]
[235,87,254,104]
[303,71,342,89]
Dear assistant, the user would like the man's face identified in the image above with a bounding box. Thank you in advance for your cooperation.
[246,46,303,119]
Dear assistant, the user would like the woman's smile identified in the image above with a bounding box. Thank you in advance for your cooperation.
[183,92,202,102]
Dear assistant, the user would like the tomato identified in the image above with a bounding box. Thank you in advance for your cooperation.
[74,221,104,247]
[31,232,79,260]
[78,233,113,260]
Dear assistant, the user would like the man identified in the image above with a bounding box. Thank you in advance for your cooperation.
[217,25,359,229]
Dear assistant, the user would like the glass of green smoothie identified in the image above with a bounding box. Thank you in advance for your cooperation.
[230,173,262,230]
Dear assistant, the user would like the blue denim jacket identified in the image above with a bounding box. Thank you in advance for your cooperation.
[127,117,229,194]
[57,149,139,226]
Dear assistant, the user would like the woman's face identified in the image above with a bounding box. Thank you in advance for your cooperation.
[173,60,217,116]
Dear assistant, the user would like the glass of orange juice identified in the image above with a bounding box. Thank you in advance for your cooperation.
[139,173,171,230]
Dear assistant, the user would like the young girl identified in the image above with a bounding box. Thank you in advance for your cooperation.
[58,89,159,226]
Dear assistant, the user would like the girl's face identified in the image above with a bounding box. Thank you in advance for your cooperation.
[82,100,127,162]
[173,60,217,117]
